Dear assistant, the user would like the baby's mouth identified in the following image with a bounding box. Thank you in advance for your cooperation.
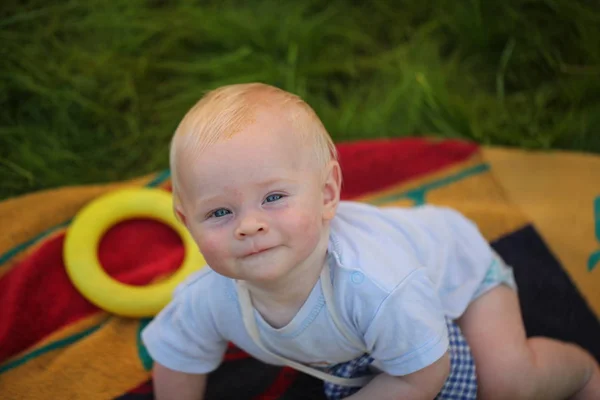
[244,246,276,257]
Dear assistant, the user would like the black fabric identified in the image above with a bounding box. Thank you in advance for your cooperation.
[492,225,600,362]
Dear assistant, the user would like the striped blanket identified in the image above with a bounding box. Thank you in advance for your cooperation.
[1,138,598,399]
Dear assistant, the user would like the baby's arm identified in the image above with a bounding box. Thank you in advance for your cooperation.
[141,274,229,400]
[153,362,207,400]
[347,352,450,400]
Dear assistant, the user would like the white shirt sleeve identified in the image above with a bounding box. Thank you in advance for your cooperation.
[141,275,227,374]
[364,267,449,376]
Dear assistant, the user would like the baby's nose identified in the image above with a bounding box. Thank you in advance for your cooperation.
[235,215,268,238]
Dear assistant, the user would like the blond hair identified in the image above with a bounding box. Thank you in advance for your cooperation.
[170,83,337,206]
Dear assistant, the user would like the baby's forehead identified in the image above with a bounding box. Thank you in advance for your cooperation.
[179,112,313,162]
[176,133,319,199]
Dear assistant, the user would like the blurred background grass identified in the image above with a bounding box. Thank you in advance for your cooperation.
[1,0,599,199]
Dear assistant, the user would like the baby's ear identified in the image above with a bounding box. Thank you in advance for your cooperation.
[174,204,188,226]
[322,161,342,221]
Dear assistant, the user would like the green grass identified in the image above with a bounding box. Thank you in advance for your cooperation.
[1,0,599,199]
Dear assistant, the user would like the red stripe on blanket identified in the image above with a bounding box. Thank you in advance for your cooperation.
[122,380,153,395]
[337,138,477,199]
[252,367,299,400]
[224,342,252,361]
[0,138,477,364]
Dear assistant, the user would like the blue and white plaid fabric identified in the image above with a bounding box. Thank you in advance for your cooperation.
[323,317,477,399]
[437,318,478,399]
[323,353,374,399]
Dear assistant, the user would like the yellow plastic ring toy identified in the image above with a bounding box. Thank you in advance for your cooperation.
[64,188,205,317]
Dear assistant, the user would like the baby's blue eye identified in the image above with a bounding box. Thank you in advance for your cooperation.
[210,208,231,218]
[264,194,283,203]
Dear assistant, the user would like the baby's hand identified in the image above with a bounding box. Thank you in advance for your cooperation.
[347,352,450,400]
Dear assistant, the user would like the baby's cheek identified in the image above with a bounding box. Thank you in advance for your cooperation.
[298,213,319,230]
[196,233,227,265]
[293,211,322,243]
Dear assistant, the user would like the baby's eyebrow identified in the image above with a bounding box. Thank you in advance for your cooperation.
[255,177,297,188]
[193,177,298,207]
[194,193,223,205]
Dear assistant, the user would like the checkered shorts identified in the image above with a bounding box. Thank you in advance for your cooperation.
[323,317,477,399]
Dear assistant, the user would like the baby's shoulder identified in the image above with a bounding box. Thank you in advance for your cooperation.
[330,202,430,292]
[175,266,220,292]
[334,201,469,236]
[331,201,481,281]
[172,266,237,313]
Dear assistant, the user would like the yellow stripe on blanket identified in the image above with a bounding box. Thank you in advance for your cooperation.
[361,153,530,242]
[0,314,151,400]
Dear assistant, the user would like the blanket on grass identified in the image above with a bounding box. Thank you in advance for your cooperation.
[1,138,599,399]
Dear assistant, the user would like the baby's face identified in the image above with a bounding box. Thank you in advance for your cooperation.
[176,110,332,284]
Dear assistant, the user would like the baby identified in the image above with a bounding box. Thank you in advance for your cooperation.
[142,83,600,399]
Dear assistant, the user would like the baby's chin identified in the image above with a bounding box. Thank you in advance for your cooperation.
[236,256,298,282]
